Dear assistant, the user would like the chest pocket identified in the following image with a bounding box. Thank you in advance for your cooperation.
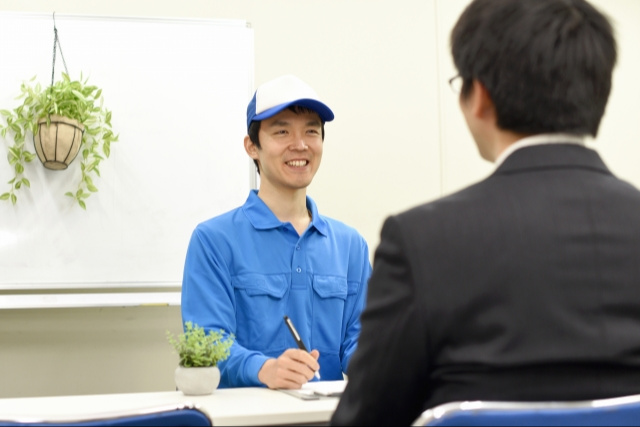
[233,274,288,298]
[232,274,289,349]
[312,275,348,299]
[311,275,348,352]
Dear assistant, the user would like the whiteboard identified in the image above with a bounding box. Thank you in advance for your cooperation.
[0,13,255,290]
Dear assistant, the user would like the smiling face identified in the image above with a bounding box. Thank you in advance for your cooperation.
[245,108,324,195]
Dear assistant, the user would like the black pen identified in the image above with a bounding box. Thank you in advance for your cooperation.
[283,315,321,380]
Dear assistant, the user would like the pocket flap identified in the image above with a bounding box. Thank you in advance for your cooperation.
[312,275,348,299]
[232,274,288,298]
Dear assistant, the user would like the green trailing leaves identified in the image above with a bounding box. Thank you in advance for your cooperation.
[0,73,118,208]
[167,322,235,368]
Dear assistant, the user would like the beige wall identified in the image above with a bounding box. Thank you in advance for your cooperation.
[0,0,638,398]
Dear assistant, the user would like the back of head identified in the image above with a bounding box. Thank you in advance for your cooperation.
[450,0,617,137]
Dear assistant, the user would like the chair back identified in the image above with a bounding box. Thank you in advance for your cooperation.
[0,402,212,427]
[413,394,640,426]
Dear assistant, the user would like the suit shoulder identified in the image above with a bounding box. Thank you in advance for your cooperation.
[395,180,490,221]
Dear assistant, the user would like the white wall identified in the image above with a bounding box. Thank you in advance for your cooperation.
[0,0,638,398]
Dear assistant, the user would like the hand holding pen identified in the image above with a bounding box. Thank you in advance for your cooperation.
[256,315,321,389]
[284,315,321,380]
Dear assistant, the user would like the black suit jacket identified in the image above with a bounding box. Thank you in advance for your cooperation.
[331,144,640,426]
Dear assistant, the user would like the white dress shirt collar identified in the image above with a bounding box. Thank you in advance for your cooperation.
[494,133,586,169]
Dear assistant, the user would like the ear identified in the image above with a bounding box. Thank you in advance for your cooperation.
[244,135,259,160]
[469,80,496,123]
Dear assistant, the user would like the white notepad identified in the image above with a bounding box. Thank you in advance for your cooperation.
[301,380,347,397]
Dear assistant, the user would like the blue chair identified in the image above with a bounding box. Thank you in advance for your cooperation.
[413,394,640,426]
[0,402,212,427]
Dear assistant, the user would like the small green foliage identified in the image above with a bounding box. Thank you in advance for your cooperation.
[167,322,235,368]
[0,73,118,208]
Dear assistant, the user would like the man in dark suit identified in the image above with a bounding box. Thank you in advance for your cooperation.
[331,0,640,425]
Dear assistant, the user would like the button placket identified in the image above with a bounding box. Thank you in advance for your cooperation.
[291,237,307,288]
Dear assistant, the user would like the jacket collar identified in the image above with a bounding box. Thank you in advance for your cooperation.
[494,143,612,176]
[494,133,585,168]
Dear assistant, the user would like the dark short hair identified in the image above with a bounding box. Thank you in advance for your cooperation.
[247,105,326,174]
[450,0,617,137]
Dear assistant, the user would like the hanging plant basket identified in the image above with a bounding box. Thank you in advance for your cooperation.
[0,15,118,209]
[33,114,84,170]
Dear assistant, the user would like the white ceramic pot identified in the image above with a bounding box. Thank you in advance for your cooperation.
[174,365,221,396]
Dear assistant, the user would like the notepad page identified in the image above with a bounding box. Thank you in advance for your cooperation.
[302,380,347,396]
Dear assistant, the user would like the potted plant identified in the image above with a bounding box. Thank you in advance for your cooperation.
[0,72,118,209]
[167,321,235,395]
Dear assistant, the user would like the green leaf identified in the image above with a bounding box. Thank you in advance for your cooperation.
[85,176,98,192]
[0,193,10,201]
[71,89,86,102]
[7,147,20,160]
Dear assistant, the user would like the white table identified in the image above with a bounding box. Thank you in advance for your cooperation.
[0,387,339,426]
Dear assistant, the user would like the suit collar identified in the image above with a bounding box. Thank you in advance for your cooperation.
[494,133,585,168]
[494,143,612,176]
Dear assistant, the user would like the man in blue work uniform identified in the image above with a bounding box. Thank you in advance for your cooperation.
[181,74,372,389]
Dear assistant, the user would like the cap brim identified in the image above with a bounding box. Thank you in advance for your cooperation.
[253,98,334,123]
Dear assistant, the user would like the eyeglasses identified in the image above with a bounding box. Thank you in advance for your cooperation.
[448,75,463,94]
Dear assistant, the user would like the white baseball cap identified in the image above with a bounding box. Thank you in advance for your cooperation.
[246,74,334,131]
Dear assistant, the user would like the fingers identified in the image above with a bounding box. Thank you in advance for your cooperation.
[281,348,320,383]
[308,349,321,380]
[288,348,320,372]
[258,349,321,390]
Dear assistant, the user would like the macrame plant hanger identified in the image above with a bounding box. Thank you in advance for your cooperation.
[33,12,84,171]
